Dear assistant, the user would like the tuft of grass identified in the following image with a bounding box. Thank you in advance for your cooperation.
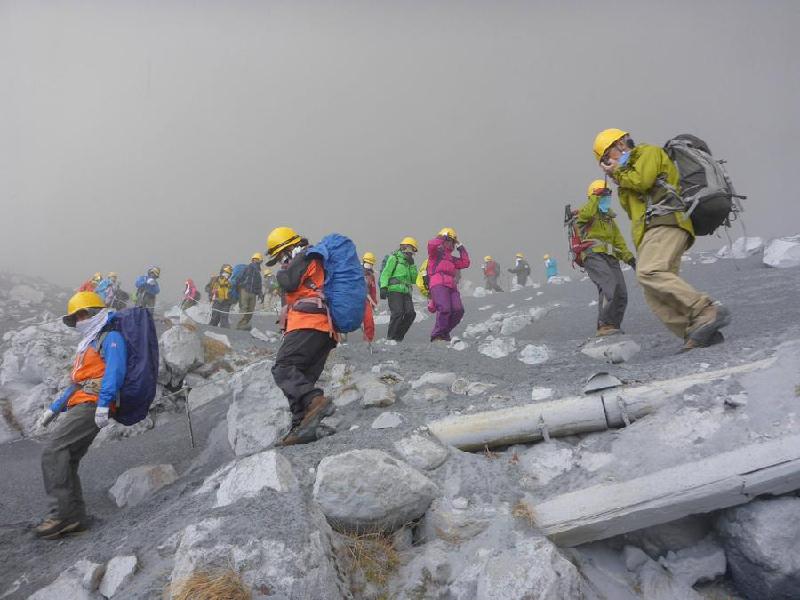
[340,530,400,588]
[203,337,229,363]
[168,568,251,600]
[483,445,499,460]
[512,500,537,528]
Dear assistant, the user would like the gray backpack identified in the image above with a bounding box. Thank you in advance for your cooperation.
[663,134,746,236]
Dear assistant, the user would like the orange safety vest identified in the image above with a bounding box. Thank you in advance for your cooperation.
[67,346,106,408]
[283,259,333,335]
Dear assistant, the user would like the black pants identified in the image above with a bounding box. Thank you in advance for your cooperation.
[486,276,503,292]
[272,329,337,427]
[209,300,231,328]
[584,253,628,329]
[387,291,416,341]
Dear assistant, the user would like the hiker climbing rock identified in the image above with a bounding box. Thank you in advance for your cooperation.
[134,266,160,310]
[267,226,337,446]
[428,227,470,342]
[379,237,419,342]
[576,179,635,336]
[544,254,559,282]
[362,252,378,343]
[35,292,126,539]
[508,253,531,287]
[594,128,731,349]
[181,278,200,311]
[208,264,233,328]
[236,253,264,330]
[482,256,503,292]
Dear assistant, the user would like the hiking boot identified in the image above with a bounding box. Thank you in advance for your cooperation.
[681,329,725,353]
[278,425,318,447]
[596,325,622,337]
[34,517,85,539]
[687,302,731,347]
[297,395,334,432]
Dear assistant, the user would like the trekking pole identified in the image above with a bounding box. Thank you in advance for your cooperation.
[183,384,195,449]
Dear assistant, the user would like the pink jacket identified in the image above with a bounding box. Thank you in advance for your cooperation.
[427,238,470,289]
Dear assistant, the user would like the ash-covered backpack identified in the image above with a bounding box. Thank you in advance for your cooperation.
[98,307,159,426]
[663,134,746,236]
[306,234,367,333]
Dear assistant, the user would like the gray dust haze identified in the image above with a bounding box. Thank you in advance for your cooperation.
[2,0,799,296]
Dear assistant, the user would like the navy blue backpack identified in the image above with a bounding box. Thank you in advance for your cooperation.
[100,307,160,425]
[228,263,247,302]
[307,234,367,333]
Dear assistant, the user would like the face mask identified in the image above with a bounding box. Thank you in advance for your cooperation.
[221,273,229,280]
[75,319,94,335]
[599,196,612,213]
[617,151,631,167]
[363,262,372,270]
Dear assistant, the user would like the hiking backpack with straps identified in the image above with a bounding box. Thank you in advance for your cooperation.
[99,307,159,426]
[228,263,247,302]
[564,204,595,268]
[306,234,367,333]
[663,134,745,236]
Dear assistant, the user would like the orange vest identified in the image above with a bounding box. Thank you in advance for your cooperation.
[67,345,106,408]
[285,259,332,334]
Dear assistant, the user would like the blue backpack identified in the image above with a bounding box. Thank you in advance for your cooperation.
[229,263,247,302]
[99,307,160,426]
[307,234,367,333]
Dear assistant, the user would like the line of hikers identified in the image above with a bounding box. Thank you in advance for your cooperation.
[37,126,734,540]
[76,267,162,311]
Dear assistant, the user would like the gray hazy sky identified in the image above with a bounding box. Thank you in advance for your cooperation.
[2,0,799,298]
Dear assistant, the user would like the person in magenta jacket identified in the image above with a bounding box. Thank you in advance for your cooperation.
[427,227,471,342]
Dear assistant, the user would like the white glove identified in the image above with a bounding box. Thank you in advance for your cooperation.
[147,278,156,285]
[94,406,110,429]
[38,408,57,429]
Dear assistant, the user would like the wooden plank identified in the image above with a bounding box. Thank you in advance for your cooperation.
[535,434,800,547]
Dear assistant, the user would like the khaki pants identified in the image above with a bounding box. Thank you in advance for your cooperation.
[636,226,712,338]
[237,289,257,330]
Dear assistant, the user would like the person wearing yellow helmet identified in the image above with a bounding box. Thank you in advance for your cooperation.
[575,180,635,336]
[428,228,471,342]
[262,267,280,307]
[209,264,234,328]
[593,129,729,349]
[508,253,531,287]
[34,291,128,539]
[235,253,265,330]
[266,226,336,446]
[362,252,378,343]
[379,237,419,342]
[482,256,503,292]
[134,267,161,310]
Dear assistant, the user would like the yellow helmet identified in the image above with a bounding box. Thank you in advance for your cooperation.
[267,226,302,259]
[362,252,377,265]
[515,253,525,259]
[400,237,419,252]
[63,291,106,327]
[593,128,628,161]
[587,179,609,197]
[92,272,103,282]
[543,254,550,260]
[107,272,118,279]
[262,268,273,277]
[251,252,264,262]
[148,266,161,278]
[221,264,233,275]
[484,256,492,262]
[438,227,458,242]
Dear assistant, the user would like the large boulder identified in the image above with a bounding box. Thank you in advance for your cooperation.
[313,449,439,532]
[27,559,105,600]
[393,434,449,471]
[715,496,800,599]
[108,464,178,508]
[716,236,764,259]
[159,325,204,378]
[763,235,800,268]
[226,360,291,456]
[99,555,138,598]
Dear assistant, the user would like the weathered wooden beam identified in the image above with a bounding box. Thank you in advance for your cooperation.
[427,359,772,451]
[535,433,800,547]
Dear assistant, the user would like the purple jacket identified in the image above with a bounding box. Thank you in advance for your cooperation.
[427,238,470,289]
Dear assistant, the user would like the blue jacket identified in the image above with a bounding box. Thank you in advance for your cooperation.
[135,275,160,296]
[545,258,558,279]
[50,315,127,412]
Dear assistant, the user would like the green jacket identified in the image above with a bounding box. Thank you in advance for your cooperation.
[379,250,418,294]
[576,196,635,264]
[612,144,694,249]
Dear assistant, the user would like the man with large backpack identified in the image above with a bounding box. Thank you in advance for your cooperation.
[577,179,636,337]
[267,226,338,446]
[235,253,264,331]
[379,237,419,342]
[135,266,161,310]
[594,128,730,350]
[507,253,531,287]
[482,256,503,292]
